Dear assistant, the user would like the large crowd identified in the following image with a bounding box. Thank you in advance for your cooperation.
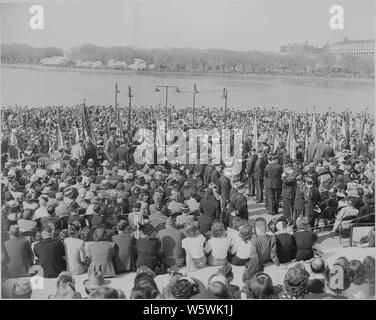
[0,105,375,299]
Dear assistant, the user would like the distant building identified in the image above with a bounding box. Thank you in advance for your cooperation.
[329,38,374,58]
[280,41,325,54]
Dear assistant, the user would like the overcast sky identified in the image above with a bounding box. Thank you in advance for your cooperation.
[1,0,374,52]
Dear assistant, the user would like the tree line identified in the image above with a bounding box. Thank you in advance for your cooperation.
[1,43,374,78]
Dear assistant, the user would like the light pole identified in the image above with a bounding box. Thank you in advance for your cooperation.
[114,83,120,129]
[127,86,133,132]
[155,85,180,129]
[192,83,199,126]
[222,88,228,127]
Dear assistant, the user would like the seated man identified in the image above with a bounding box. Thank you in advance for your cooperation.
[274,217,296,263]
[67,202,86,228]
[254,218,280,266]
[157,217,185,268]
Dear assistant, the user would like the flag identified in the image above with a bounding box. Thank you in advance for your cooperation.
[286,115,295,159]
[308,112,318,161]
[273,131,281,153]
[56,124,64,151]
[75,126,80,144]
[326,111,332,142]
[342,110,350,145]
[332,116,338,151]
[81,104,96,145]
[359,111,367,140]
[252,116,258,151]
[304,110,309,161]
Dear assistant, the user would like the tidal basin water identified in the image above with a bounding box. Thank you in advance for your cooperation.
[1,65,374,114]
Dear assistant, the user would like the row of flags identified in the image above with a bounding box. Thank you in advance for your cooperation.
[251,107,369,161]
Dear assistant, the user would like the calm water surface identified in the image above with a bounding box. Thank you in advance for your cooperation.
[1,65,374,114]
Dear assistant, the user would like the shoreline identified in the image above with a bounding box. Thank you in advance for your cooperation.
[1,63,374,83]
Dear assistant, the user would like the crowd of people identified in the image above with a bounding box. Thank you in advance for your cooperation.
[1,104,375,299]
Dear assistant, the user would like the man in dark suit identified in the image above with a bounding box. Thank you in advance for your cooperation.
[281,161,297,221]
[112,220,137,273]
[2,225,33,278]
[210,165,221,187]
[198,188,221,234]
[218,170,231,212]
[204,164,215,187]
[312,140,335,163]
[34,226,66,278]
[243,134,253,154]
[265,155,283,215]
[114,143,130,166]
[254,151,266,203]
[228,182,248,227]
[246,148,258,197]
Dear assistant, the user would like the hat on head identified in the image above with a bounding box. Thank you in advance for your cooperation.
[42,187,52,195]
[208,273,228,287]
[83,272,110,291]
[11,280,32,299]
[55,192,64,200]
[9,225,20,236]
[336,192,346,198]
[7,200,19,208]
[84,191,94,200]
[101,160,110,167]
[125,173,134,181]
[133,202,141,210]
[180,203,190,212]
[64,186,72,196]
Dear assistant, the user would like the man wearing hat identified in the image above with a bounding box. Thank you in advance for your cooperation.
[176,203,195,227]
[83,271,111,296]
[265,154,283,215]
[2,225,33,278]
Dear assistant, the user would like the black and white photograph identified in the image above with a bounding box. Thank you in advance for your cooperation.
[0,0,375,304]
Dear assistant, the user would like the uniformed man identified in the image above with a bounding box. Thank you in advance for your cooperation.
[265,154,283,215]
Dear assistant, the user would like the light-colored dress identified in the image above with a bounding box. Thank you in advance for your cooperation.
[64,237,87,275]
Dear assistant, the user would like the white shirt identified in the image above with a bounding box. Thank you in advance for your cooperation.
[204,237,230,259]
[230,235,256,260]
[33,207,49,221]
[185,198,200,212]
[182,234,205,259]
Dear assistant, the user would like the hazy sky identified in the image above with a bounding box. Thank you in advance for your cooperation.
[1,0,374,51]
